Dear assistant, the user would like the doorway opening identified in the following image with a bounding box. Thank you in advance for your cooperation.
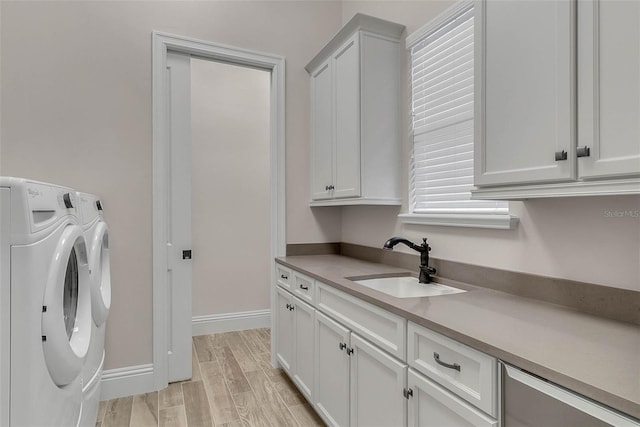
[152,32,286,389]
[190,58,271,335]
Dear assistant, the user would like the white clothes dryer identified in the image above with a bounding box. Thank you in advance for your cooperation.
[76,192,111,427]
[0,177,92,427]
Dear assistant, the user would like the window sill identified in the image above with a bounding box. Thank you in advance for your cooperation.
[398,213,519,230]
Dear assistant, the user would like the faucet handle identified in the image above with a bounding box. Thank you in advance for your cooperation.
[422,237,431,251]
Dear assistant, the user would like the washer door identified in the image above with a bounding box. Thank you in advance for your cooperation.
[89,221,111,326]
[42,224,92,386]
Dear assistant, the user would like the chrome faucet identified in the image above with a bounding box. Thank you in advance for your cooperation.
[383,237,437,284]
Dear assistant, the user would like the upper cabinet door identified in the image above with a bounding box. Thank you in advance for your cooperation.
[475,0,576,186]
[311,60,334,200]
[332,34,361,199]
[578,0,640,180]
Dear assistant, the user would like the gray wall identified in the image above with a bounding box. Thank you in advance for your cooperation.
[0,0,343,371]
[1,0,637,375]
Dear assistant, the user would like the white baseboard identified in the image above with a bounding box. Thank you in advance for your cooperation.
[192,309,271,336]
[100,364,155,401]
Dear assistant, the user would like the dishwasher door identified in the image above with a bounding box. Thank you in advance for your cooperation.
[501,362,639,427]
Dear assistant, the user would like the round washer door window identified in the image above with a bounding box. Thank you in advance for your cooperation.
[64,247,79,339]
[42,224,92,387]
[89,221,111,326]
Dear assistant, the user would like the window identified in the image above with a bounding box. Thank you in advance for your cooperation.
[400,0,516,229]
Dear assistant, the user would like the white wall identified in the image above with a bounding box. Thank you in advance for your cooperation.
[339,1,640,292]
[191,59,271,316]
[0,0,343,371]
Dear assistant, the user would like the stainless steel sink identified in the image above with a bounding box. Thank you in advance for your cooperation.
[352,276,466,298]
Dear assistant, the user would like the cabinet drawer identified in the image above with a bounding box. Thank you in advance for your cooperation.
[408,322,497,416]
[292,271,315,304]
[276,263,292,290]
[316,282,405,360]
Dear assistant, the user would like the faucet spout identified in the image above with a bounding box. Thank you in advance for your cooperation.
[382,236,437,284]
[383,237,420,251]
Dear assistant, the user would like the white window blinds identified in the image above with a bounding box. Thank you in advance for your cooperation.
[408,1,507,215]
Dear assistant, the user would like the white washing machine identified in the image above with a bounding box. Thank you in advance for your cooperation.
[0,177,92,426]
[76,192,111,427]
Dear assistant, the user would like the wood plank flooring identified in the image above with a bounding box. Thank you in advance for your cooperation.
[97,329,325,427]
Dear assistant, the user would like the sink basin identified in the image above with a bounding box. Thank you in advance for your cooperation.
[352,276,466,298]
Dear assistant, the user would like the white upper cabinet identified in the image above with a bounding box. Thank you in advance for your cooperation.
[333,34,362,200]
[474,0,575,187]
[578,0,640,180]
[310,59,334,201]
[474,0,640,199]
[306,14,405,206]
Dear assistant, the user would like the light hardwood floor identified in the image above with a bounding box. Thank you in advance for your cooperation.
[97,328,325,427]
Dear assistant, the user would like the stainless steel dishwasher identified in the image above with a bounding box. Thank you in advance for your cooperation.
[501,362,639,427]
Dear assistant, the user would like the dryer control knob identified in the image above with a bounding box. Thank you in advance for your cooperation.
[63,193,74,209]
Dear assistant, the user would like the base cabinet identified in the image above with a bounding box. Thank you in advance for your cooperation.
[314,311,407,427]
[350,334,407,427]
[315,311,351,427]
[407,368,498,427]
[275,287,315,401]
[292,296,315,400]
[276,287,293,372]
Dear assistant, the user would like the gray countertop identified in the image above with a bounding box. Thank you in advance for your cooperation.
[276,254,640,420]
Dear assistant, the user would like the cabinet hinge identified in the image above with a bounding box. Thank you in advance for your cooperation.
[403,388,413,399]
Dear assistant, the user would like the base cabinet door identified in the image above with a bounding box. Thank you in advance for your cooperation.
[315,311,350,427]
[276,287,293,373]
[350,334,407,427]
[407,368,498,427]
[293,298,315,401]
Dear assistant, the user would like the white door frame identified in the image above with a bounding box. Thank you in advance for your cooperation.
[151,31,286,390]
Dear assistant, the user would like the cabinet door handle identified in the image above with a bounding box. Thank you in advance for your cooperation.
[299,284,309,291]
[433,352,461,371]
[280,274,288,280]
[577,146,591,158]
[346,347,354,356]
[289,305,295,311]
[325,185,334,191]
[339,342,347,351]
[285,303,291,310]
[554,150,567,161]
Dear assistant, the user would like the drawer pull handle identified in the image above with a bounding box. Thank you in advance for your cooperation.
[280,274,288,280]
[299,284,309,291]
[433,352,461,372]
[339,342,347,351]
